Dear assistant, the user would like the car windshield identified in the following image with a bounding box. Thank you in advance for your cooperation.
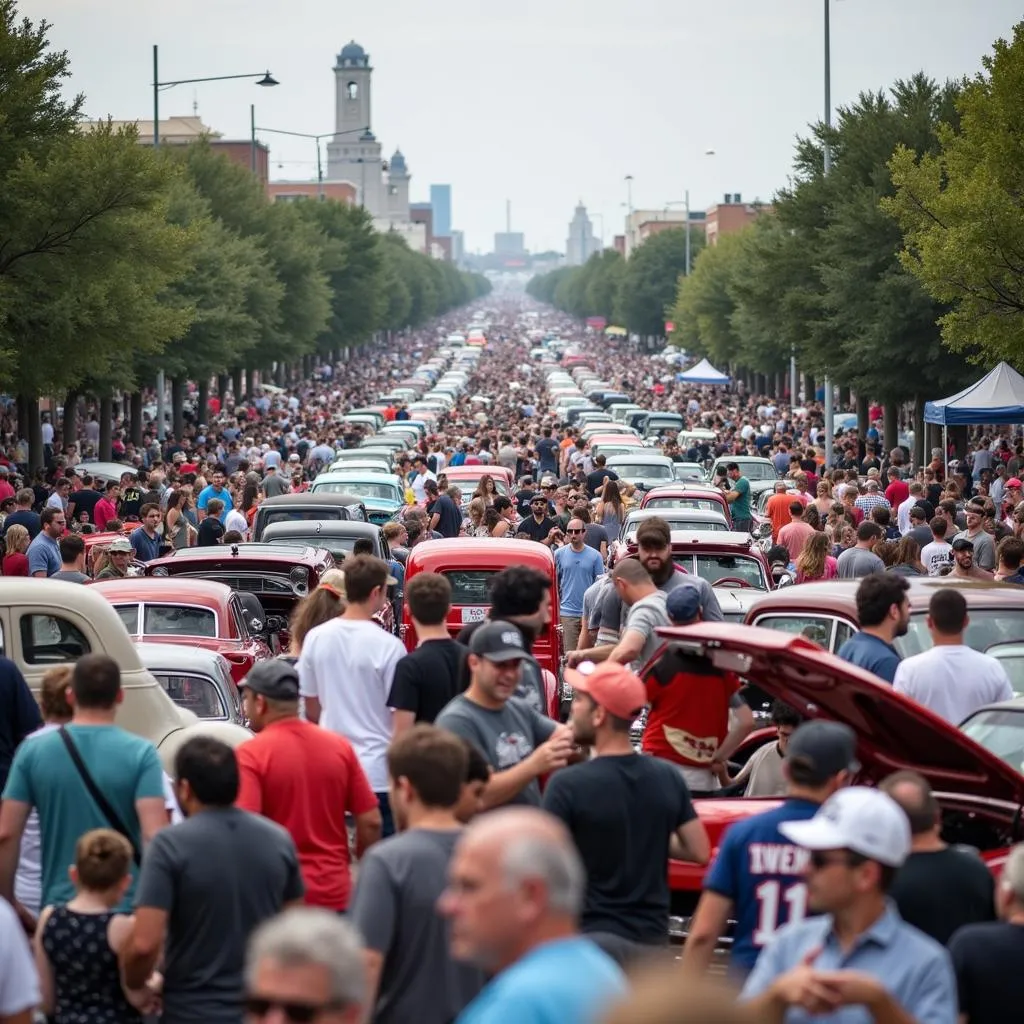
[613,463,673,481]
[269,537,361,559]
[450,478,509,496]
[626,519,726,541]
[987,646,1024,698]
[442,569,498,605]
[646,497,724,513]
[686,555,766,589]
[961,709,1024,774]
[141,606,217,637]
[729,462,779,481]
[314,481,399,500]
[898,609,1024,658]
[263,510,345,527]
[155,673,226,718]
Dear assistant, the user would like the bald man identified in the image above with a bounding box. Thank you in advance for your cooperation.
[439,808,625,1023]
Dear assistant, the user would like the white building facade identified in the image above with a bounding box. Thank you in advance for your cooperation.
[566,202,599,266]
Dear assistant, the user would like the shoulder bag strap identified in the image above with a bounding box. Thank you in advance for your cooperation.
[58,727,142,866]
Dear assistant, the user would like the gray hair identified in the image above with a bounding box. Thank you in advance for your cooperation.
[501,834,585,916]
[246,908,365,1008]
[1002,843,1024,905]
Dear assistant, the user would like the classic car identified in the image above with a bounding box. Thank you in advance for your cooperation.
[647,622,1024,940]
[673,463,709,483]
[136,641,247,726]
[0,580,251,769]
[310,473,406,524]
[620,508,731,541]
[90,577,273,683]
[441,466,515,506]
[251,493,369,542]
[605,454,677,491]
[402,538,561,719]
[73,462,138,487]
[145,544,335,651]
[640,485,733,526]
[708,456,781,500]
[328,451,394,473]
[638,412,685,440]
[611,530,773,591]
[260,520,393,566]
[743,577,1024,660]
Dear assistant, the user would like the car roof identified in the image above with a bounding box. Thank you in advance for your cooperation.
[668,530,758,549]
[261,520,379,539]
[313,473,400,485]
[407,537,555,573]
[135,641,228,674]
[90,578,234,601]
[625,508,728,523]
[607,454,673,464]
[747,577,1024,618]
[261,493,365,507]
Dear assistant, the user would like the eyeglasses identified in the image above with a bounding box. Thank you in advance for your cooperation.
[244,995,345,1023]
[809,850,865,871]
[567,528,585,535]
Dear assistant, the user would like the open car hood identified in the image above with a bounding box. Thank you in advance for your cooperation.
[647,622,1024,809]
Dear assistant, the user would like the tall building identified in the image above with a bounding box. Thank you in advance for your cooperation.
[704,194,770,245]
[430,184,452,237]
[450,229,465,265]
[566,202,599,266]
[624,208,706,257]
[325,41,410,226]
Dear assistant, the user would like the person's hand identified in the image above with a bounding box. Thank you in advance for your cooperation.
[769,949,838,1015]
[531,730,575,774]
[710,760,730,783]
[566,649,585,668]
[14,901,36,937]
[812,970,887,1010]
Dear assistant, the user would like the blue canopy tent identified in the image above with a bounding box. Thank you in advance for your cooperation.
[923,362,1024,475]
[676,358,731,386]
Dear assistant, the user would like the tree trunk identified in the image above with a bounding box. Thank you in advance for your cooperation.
[99,396,113,461]
[171,377,185,441]
[913,399,926,472]
[26,397,43,473]
[274,363,285,387]
[127,392,143,447]
[60,390,79,454]
[883,402,898,458]
[246,367,257,399]
[232,368,244,404]
[16,395,28,447]
[217,374,230,410]
[839,384,851,408]
[950,426,969,462]
[197,379,209,429]
[855,393,869,438]
[804,374,815,405]
[927,422,942,460]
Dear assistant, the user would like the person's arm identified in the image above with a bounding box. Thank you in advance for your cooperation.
[235,748,264,814]
[108,914,160,1013]
[679,891,733,974]
[608,629,646,665]
[32,905,56,1015]
[136,797,168,846]
[348,854,396,1024]
[9,668,41,744]
[354,808,383,857]
[670,818,711,865]
[121,907,166,989]
[479,731,573,810]
[392,709,415,736]
[714,700,755,764]
[0,799,30,903]
[298,640,322,723]
[566,643,614,667]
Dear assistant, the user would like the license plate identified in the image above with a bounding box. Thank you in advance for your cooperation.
[460,606,487,624]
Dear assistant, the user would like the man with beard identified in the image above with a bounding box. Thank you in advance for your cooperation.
[836,573,910,684]
[567,518,722,668]
[946,536,994,580]
[456,565,553,715]
[542,661,708,966]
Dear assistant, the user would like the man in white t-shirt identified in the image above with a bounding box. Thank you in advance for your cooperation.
[894,587,1013,725]
[298,555,403,835]
[409,457,436,504]
[920,517,953,576]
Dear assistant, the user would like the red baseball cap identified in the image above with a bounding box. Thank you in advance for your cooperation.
[1008,478,1023,489]
[564,661,647,719]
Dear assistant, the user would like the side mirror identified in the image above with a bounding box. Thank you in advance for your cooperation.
[265,614,288,633]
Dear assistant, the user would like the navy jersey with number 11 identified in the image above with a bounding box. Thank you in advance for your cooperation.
[702,798,820,972]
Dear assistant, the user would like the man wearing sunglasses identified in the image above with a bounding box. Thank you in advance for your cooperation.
[742,786,956,1024]
[554,518,605,653]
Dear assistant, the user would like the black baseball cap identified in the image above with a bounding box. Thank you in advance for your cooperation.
[469,620,536,664]
[241,659,300,701]
[787,720,859,784]
[951,537,974,552]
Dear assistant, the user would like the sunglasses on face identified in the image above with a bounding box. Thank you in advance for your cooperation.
[244,996,345,1023]
[809,850,863,871]
[567,528,585,535]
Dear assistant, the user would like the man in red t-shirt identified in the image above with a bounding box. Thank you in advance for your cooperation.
[885,466,910,509]
[641,584,754,795]
[236,660,382,910]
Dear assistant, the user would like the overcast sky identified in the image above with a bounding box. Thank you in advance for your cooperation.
[44,0,1021,254]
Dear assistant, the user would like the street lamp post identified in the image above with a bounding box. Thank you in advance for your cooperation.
[821,0,834,463]
[252,122,368,201]
[151,44,278,440]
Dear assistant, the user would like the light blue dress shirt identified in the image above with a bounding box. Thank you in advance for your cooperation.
[741,902,956,1024]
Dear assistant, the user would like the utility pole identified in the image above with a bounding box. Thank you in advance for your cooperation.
[822,0,834,463]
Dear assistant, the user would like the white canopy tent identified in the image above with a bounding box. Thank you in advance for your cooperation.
[676,358,731,385]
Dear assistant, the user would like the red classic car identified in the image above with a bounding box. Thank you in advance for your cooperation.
[639,485,733,527]
[645,622,1024,941]
[402,538,561,718]
[91,577,273,683]
[144,543,337,651]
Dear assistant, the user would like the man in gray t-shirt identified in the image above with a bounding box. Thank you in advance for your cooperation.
[837,523,886,579]
[435,621,574,808]
[126,751,304,1024]
[601,560,671,670]
[348,729,485,1024]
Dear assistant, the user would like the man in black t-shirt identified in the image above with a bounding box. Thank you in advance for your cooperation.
[881,771,995,945]
[68,474,102,526]
[424,480,463,539]
[543,660,709,964]
[517,496,558,546]
[388,573,467,727]
[116,471,143,522]
[948,843,1024,1024]
[585,455,618,499]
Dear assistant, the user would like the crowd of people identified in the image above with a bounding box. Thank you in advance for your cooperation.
[0,301,1021,1024]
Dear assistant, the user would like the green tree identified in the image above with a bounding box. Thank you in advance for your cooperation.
[885,23,1024,365]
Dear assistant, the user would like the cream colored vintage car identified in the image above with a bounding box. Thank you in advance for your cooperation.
[0,580,251,771]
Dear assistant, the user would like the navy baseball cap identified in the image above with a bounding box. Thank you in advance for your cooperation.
[666,584,702,625]
[241,659,300,701]
[787,721,859,784]
[469,621,536,663]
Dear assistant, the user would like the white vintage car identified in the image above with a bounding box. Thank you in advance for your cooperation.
[0,580,251,771]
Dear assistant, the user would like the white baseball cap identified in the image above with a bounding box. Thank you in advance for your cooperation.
[779,787,911,868]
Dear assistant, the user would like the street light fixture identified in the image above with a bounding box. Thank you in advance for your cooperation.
[151,44,279,440]
[252,120,369,200]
